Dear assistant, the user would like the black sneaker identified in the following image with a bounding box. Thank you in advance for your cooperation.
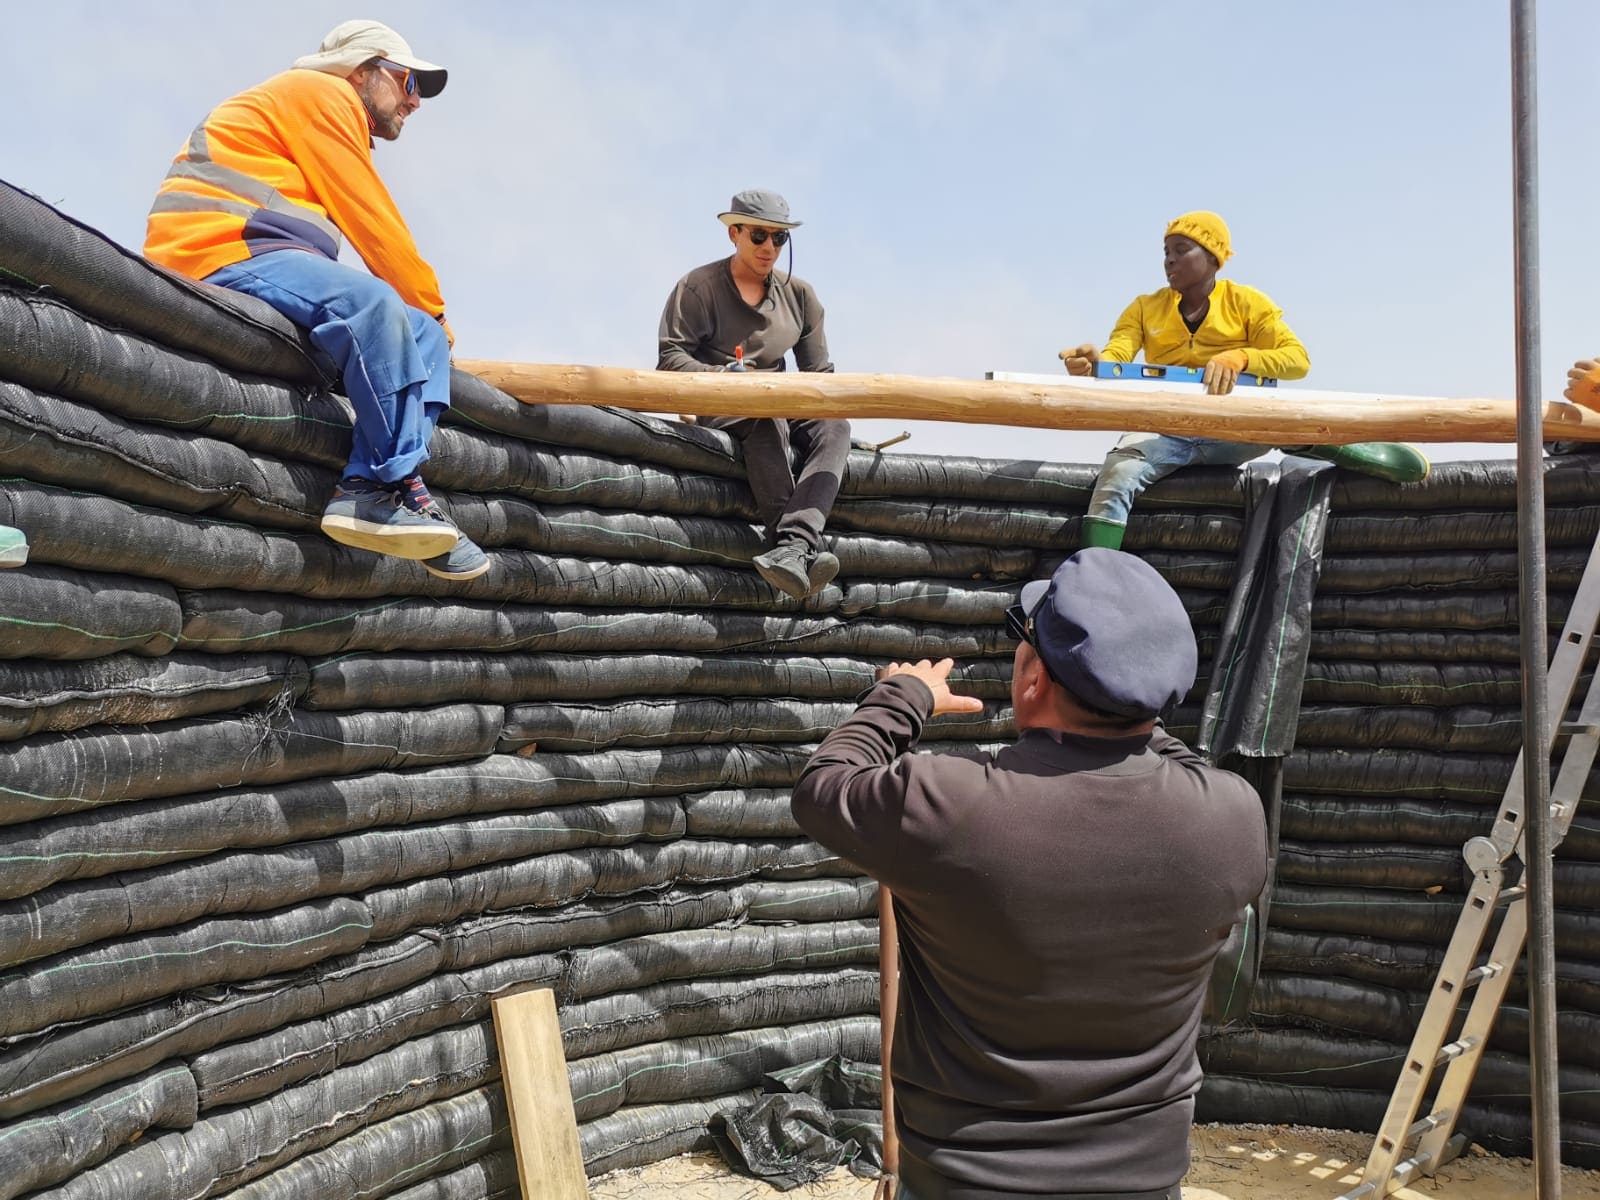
[752,542,811,600]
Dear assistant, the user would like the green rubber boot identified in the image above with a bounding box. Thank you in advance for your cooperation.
[1295,442,1431,484]
[0,524,27,568]
[1080,516,1126,551]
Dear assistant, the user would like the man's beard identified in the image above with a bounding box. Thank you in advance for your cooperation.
[357,78,405,141]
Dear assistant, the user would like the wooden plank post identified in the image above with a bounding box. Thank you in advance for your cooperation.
[492,988,589,1200]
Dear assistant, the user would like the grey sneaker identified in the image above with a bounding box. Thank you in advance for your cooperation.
[806,549,840,593]
[752,542,811,600]
[0,524,28,568]
[320,479,457,560]
[400,490,492,582]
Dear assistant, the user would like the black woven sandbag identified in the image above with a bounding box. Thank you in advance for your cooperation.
[300,651,1012,712]
[2,477,837,606]
[435,493,1033,579]
[0,652,306,743]
[843,578,1227,626]
[1298,659,1525,706]
[447,367,744,477]
[1196,1075,1600,1168]
[0,884,763,1118]
[0,932,445,1120]
[1292,703,1523,752]
[1324,505,1600,553]
[0,702,503,825]
[0,897,373,1040]
[0,566,179,660]
[1310,588,1573,631]
[1262,928,1600,1013]
[1329,454,1600,511]
[189,957,559,1111]
[579,1090,760,1176]
[568,1018,879,1122]
[1266,883,1600,959]
[0,179,319,382]
[0,284,351,467]
[562,921,880,1002]
[1274,839,1467,892]
[0,380,325,528]
[682,789,802,838]
[1307,628,1527,663]
[40,1024,496,1200]
[1284,747,1513,802]
[360,837,840,941]
[190,926,878,1110]
[1318,547,1595,592]
[1,797,690,966]
[186,593,1011,659]
[495,697,1014,753]
[217,1088,509,1200]
[0,1065,199,1200]
[557,968,881,1059]
[1279,792,1600,861]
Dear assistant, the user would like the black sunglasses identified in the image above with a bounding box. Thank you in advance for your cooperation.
[1005,603,1035,646]
[743,227,790,247]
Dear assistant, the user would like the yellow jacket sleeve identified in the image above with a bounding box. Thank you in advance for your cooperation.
[1099,297,1145,363]
[277,78,447,320]
[1238,302,1310,381]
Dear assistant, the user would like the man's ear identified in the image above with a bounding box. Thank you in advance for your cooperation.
[727,225,740,247]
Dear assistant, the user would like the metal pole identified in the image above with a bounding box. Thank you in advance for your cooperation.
[1510,1,1560,1195]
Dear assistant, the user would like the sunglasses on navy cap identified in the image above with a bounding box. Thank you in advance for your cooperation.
[741,226,790,247]
[1006,598,1060,683]
[376,58,418,96]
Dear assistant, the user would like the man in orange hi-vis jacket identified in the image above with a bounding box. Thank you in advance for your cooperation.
[144,19,488,581]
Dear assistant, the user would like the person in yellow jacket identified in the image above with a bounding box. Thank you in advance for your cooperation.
[144,19,487,580]
[1059,211,1428,551]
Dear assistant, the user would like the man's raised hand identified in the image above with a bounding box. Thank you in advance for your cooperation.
[1059,343,1099,376]
[880,658,985,716]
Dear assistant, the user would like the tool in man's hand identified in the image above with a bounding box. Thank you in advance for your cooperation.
[852,432,912,453]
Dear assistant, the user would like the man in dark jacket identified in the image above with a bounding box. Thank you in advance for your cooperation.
[792,549,1268,1199]
[657,189,849,600]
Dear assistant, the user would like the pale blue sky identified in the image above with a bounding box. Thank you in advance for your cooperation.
[6,1,1597,464]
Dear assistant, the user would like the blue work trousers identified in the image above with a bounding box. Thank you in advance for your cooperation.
[1087,432,1266,526]
[206,251,450,483]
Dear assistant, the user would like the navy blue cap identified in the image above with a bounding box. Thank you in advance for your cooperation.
[1018,548,1198,719]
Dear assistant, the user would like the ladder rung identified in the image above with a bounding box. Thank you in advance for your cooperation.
[1434,1036,1478,1066]
[1558,721,1600,736]
[1497,883,1527,905]
[1407,1109,1452,1140]
[1463,962,1503,986]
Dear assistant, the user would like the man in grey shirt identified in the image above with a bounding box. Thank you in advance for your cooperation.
[657,189,850,600]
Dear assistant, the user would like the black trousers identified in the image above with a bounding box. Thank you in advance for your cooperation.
[700,416,850,552]
[897,1156,1181,1200]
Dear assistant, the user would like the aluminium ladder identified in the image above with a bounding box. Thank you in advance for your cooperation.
[1336,530,1600,1199]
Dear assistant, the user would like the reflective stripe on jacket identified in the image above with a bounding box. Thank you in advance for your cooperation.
[144,68,446,320]
[1099,278,1309,380]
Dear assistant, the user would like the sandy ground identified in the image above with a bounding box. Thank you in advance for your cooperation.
[590,1124,1600,1198]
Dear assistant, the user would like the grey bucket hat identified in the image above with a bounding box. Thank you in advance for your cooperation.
[717,189,801,229]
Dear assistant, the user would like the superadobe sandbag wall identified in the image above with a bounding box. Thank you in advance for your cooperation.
[0,176,1598,1198]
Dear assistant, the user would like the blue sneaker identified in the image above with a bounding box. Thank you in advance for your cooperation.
[0,524,28,568]
[320,478,458,560]
[393,476,492,581]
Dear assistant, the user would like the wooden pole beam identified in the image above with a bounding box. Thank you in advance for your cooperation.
[453,360,1600,445]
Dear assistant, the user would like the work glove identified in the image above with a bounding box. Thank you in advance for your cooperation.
[1564,359,1600,411]
[1059,343,1098,376]
[1203,349,1249,395]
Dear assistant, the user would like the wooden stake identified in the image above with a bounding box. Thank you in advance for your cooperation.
[877,884,901,1200]
[492,988,589,1200]
[453,360,1600,445]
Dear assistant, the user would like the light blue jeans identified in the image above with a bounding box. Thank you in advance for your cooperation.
[1087,432,1268,525]
[206,251,450,483]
